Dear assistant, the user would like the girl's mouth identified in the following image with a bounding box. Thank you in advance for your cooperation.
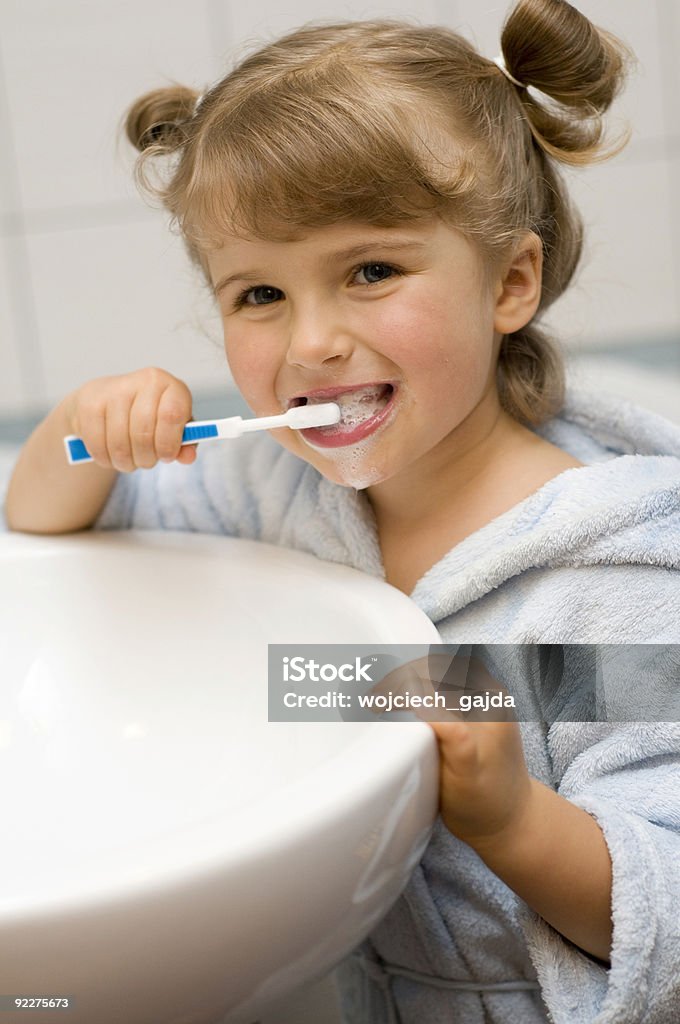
[293,383,397,448]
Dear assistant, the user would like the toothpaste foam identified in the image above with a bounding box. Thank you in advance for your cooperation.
[308,385,390,430]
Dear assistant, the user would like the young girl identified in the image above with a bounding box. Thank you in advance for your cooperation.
[5,1,680,1021]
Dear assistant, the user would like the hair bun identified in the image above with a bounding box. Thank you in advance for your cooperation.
[124,85,199,153]
[500,0,635,164]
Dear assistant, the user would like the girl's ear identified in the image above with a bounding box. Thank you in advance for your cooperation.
[493,232,543,335]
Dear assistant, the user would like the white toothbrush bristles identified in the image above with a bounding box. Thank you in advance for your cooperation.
[285,402,341,430]
[237,402,341,433]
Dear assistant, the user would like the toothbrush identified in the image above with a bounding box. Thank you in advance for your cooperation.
[63,402,341,465]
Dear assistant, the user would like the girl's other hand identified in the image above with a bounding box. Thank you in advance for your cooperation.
[429,717,533,852]
[63,367,197,472]
[371,653,532,851]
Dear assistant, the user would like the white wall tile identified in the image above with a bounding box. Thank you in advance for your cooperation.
[0,240,28,414]
[26,219,231,407]
[0,49,17,221]
[669,152,680,339]
[657,0,680,138]
[0,0,219,213]
[445,0,666,153]
[224,0,442,45]
[541,157,679,347]
[437,0,503,63]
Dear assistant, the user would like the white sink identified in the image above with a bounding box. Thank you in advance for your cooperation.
[0,530,439,1024]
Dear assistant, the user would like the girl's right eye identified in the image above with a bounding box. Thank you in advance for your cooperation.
[232,285,281,309]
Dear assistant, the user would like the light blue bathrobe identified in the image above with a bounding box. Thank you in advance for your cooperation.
[11,384,680,1022]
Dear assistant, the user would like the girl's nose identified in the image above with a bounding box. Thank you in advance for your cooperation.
[285,328,354,368]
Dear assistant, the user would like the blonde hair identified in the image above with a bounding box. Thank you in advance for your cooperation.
[123,0,634,426]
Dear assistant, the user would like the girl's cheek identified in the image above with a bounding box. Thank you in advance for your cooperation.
[368,300,434,359]
[224,340,269,407]
[369,290,462,364]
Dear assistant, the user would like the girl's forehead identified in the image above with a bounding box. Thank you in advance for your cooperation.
[206,214,467,261]
[203,224,424,284]
[213,218,435,249]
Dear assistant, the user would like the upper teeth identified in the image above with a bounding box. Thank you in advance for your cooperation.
[305,384,387,405]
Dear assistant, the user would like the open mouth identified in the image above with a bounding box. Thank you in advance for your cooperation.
[291,383,395,429]
[289,382,398,449]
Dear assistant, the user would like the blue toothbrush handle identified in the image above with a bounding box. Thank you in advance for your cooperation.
[64,436,93,464]
[64,422,221,465]
[180,422,219,442]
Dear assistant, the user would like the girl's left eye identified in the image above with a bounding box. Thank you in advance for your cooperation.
[354,261,403,286]
[231,261,403,309]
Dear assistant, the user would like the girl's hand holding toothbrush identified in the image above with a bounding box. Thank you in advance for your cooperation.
[63,373,341,465]
[64,367,198,472]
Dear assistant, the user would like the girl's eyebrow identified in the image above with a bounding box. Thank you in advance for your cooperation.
[213,238,428,297]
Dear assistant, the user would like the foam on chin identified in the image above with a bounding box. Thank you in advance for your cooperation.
[300,432,386,489]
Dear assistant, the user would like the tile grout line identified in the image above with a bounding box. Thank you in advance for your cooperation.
[0,0,232,247]
[0,46,47,406]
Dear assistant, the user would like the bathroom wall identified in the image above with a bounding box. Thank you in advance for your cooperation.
[0,0,678,433]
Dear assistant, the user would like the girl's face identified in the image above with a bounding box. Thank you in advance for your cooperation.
[207,217,504,490]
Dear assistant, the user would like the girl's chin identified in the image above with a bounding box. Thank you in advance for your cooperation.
[306,450,389,491]
[274,428,394,490]
[318,463,387,491]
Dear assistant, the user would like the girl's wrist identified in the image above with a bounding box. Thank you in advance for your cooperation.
[463,776,540,864]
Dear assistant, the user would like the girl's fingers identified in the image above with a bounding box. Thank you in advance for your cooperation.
[155,383,192,461]
[66,370,195,472]
[367,657,465,723]
[76,400,109,467]
[430,721,520,775]
[429,720,477,765]
[369,656,429,698]
[105,395,135,472]
[372,655,462,705]
[175,444,198,465]
[429,720,468,743]
[129,388,164,467]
